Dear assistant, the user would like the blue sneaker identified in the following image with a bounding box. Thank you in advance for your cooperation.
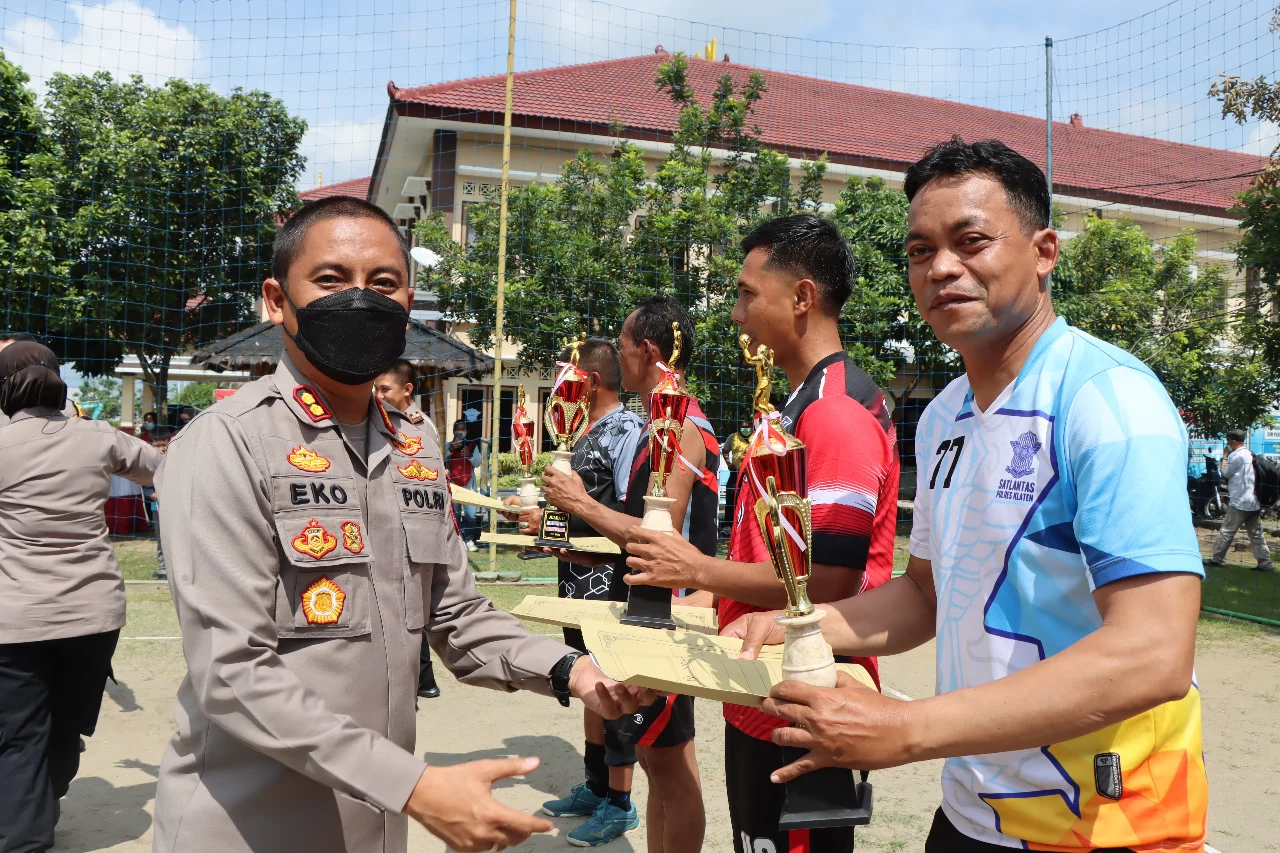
[542,782,604,818]
[566,799,639,847]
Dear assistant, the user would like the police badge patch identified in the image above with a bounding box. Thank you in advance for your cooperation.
[301,576,346,625]
[340,521,365,554]
[291,518,338,560]
[1005,430,1042,479]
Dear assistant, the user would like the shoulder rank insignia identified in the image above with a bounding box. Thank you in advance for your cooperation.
[294,386,331,423]
[398,459,439,481]
[301,576,345,625]
[291,518,338,560]
[287,445,331,473]
[340,520,365,554]
[407,409,425,425]
[393,433,423,456]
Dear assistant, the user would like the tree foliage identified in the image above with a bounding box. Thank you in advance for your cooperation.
[1055,215,1280,436]
[418,53,945,426]
[10,72,306,411]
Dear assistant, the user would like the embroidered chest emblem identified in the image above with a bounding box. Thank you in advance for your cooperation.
[393,433,423,456]
[287,445,331,473]
[301,576,345,625]
[1005,430,1042,479]
[340,520,365,554]
[398,459,438,481]
[291,518,338,559]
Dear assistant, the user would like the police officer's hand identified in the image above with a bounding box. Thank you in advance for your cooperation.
[624,527,704,589]
[568,656,658,719]
[540,465,588,514]
[722,610,785,659]
[404,758,552,852]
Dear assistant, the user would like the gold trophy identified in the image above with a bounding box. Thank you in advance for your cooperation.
[535,337,591,547]
[512,386,540,510]
[622,322,689,629]
[742,334,873,830]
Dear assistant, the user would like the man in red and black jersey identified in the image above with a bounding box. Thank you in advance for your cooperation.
[626,215,899,853]
[539,295,717,852]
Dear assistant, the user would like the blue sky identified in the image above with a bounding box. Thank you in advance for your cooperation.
[2,0,1277,188]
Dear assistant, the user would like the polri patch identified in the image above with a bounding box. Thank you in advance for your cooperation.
[301,576,345,625]
[294,386,331,423]
[393,434,423,456]
[291,518,338,560]
[287,445,331,473]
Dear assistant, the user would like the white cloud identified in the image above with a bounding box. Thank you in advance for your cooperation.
[1242,120,1280,158]
[298,117,386,190]
[1,0,201,92]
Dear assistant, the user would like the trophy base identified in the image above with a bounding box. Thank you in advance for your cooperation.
[534,506,574,549]
[621,495,677,630]
[778,761,873,830]
[777,610,837,687]
[518,477,541,509]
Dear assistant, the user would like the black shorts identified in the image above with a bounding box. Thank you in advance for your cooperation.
[725,722,854,853]
[925,808,1135,852]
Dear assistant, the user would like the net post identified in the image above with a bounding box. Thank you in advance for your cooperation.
[487,0,518,574]
[1044,34,1054,290]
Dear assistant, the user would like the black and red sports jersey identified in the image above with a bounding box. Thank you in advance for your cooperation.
[719,351,900,741]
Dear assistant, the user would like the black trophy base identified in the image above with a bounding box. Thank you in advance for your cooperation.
[620,580,677,630]
[534,507,574,549]
[777,752,873,831]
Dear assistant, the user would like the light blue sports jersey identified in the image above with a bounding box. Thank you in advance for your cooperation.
[910,317,1208,850]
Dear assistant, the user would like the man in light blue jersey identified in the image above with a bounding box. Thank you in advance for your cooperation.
[727,138,1207,852]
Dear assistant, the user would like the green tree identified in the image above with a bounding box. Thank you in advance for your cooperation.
[172,380,217,411]
[23,73,306,411]
[1055,215,1280,436]
[0,50,61,333]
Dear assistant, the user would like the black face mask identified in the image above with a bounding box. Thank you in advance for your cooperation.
[283,286,409,386]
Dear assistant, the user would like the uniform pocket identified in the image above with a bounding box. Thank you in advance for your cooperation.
[273,512,373,639]
[399,512,451,631]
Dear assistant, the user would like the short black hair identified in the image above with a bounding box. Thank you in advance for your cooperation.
[904,136,1051,234]
[740,214,855,314]
[1226,429,1248,443]
[272,196,410,283]
[625,295,695,372]
[0,331,39,344]
[379,358,416,391]
[562,338,622,392]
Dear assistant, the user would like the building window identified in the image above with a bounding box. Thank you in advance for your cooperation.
[463,201,479,246]
[462,181,477,196]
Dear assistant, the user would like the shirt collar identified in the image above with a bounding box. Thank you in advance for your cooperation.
[7,407,65,424]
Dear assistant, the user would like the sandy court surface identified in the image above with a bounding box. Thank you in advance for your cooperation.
[51,587,1280,852]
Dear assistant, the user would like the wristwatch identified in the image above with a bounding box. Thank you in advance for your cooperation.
[550,651,586,707]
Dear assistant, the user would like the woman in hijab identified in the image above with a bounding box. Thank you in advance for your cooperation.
[0,342,164,852]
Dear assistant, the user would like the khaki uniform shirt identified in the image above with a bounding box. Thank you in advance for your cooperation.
[0,408,162,643]
[153,355,573,853]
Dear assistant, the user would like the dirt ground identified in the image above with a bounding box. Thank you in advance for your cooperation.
[52,586,1280,853]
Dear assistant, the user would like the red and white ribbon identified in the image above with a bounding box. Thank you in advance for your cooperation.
[550,360,582,397]
[744,411,807,553]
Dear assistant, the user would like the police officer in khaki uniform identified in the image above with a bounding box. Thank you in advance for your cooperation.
[153,196,650,853]
[0,342,163,853]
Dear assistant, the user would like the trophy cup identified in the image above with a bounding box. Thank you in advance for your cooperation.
[743,334,874,831]
[622,322,689,630]
[512,386,540,511]
[535,337,591,547]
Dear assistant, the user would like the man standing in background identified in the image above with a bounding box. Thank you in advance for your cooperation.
[446,418,483,552]
[1209,428,1275,572]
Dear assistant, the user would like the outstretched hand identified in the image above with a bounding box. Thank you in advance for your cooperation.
[722,610,785,659]
[404,758,552,852]
[568,655,658,718]
[624,526,704,589]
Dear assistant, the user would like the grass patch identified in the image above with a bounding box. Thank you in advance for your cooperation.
[1199,558,1280,626]
[114,537,161,581]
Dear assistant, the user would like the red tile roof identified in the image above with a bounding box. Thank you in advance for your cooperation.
[298,176,371,203]
[390,53,1265,216]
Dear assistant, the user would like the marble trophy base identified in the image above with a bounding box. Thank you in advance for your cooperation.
[621,494,677,630]
[518,476,541,509]
[535,450,576,548]
[775,609,875,830]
